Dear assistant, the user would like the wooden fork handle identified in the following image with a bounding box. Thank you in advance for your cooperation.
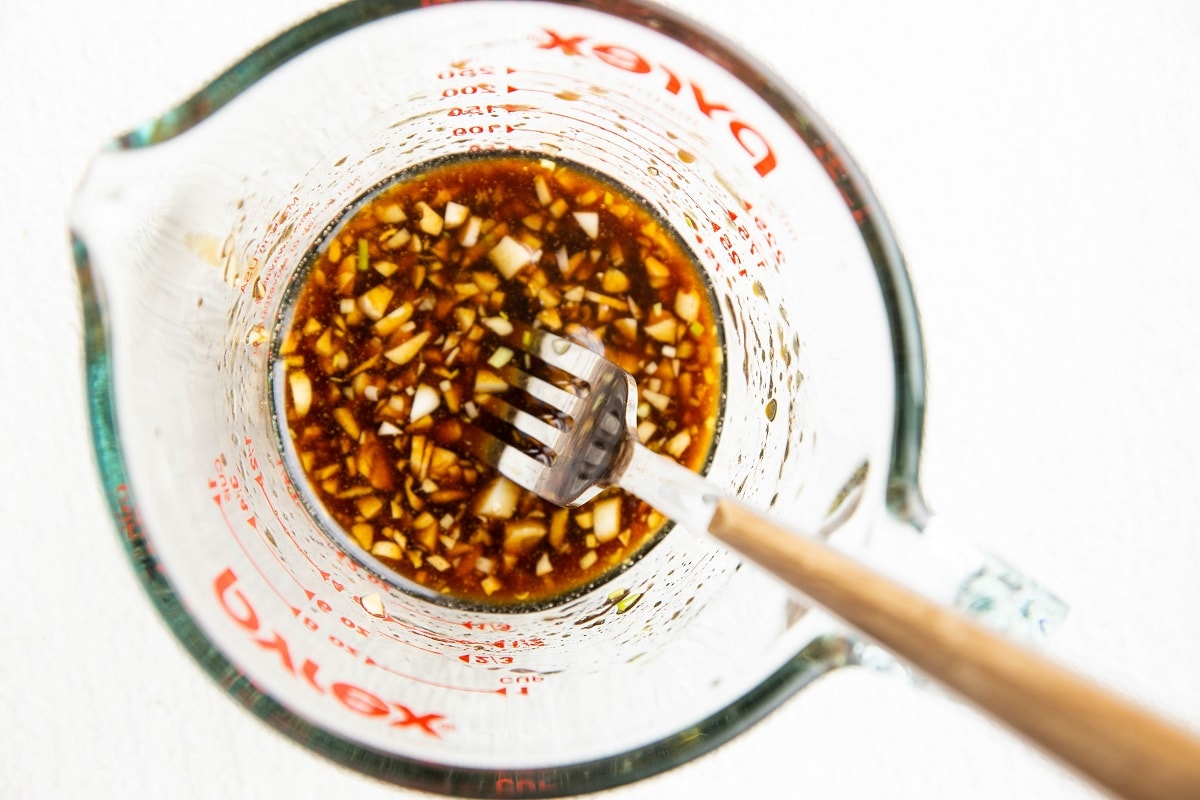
[708,499,1200,800]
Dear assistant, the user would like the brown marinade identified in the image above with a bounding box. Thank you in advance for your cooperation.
[278,154,722,606]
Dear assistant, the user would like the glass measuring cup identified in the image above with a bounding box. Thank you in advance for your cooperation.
[70,0,1067,795]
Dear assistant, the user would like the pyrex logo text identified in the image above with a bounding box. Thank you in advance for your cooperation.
[537,29,777,177]
[214,568,447,736]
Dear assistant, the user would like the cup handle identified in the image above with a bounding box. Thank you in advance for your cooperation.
[853,513,1069,647]
[708,501,1200,800]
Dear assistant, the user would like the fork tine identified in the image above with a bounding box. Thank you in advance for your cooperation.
[497,322,604,378]
[469,319,630,507]
[475,394,565,452]
[494,361,581,411]
[458,424,548,494]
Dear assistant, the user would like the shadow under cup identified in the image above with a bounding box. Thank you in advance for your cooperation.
[73,1,922,796]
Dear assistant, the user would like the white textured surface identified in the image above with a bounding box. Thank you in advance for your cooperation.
[3,1,1200,798]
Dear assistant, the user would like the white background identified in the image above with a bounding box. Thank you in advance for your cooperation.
[4,1,1200,798]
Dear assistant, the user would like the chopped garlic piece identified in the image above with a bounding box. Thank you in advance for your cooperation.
[459,215,483,247]
[644,317,678,343]
[665,431,692,459]
[378,204,406,224]
[503,519,548,554]
[384,228,411,250]
[534,174,553,206]
[371,540,402,560]
[482,316,515,337]
[415,201,443,235]
[592,497,621,543]
[601,269,629,293]
[384,330,431,365]
[474,370,508,394]
[487,346,514,368]
[642,389,670,412]
[361,593,386,617]
[488,235,534,278]
[472,476,520,519]
[357,285,394,321]
[410,384,441,422]
[573,211,599,239]
[674,289,701,323]
[443,201,469,229]
[288,371,312,417]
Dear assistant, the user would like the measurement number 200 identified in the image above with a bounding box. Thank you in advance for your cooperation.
[441,84,496,97]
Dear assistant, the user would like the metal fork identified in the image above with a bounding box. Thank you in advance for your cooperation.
[460,319,715,530]
[462,320,1200,800]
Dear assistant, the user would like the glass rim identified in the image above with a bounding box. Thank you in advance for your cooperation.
[74,0,929,795]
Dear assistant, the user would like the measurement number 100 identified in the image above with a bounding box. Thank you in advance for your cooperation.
[453,123,513,137]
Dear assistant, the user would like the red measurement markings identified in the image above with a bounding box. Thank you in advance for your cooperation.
[344,573,480,628]
[487,639,545,650]
[377,609,546,654]
[444,99,531,139]
[242,437,338,591]
[331,551,392,594]
[113,483,144,547]
[365,655,516,695]
[446,103,531,117]
[440,82,498,101]
[494,775,556,796]
[500,84,781,274]
[497,96,645,144]
[211,459,302,617]
[458,654,513,666]
[245,199,324,331]
[452,122,515,138]
[461,620,511,632]
[376,627,443,656]
[435,65,507,80]
[379,616,489,650]
[694,204,782,276]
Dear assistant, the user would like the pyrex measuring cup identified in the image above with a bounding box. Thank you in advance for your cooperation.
[70,1,1065,796]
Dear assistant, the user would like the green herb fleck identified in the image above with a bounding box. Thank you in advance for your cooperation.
[357,237,369,272]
